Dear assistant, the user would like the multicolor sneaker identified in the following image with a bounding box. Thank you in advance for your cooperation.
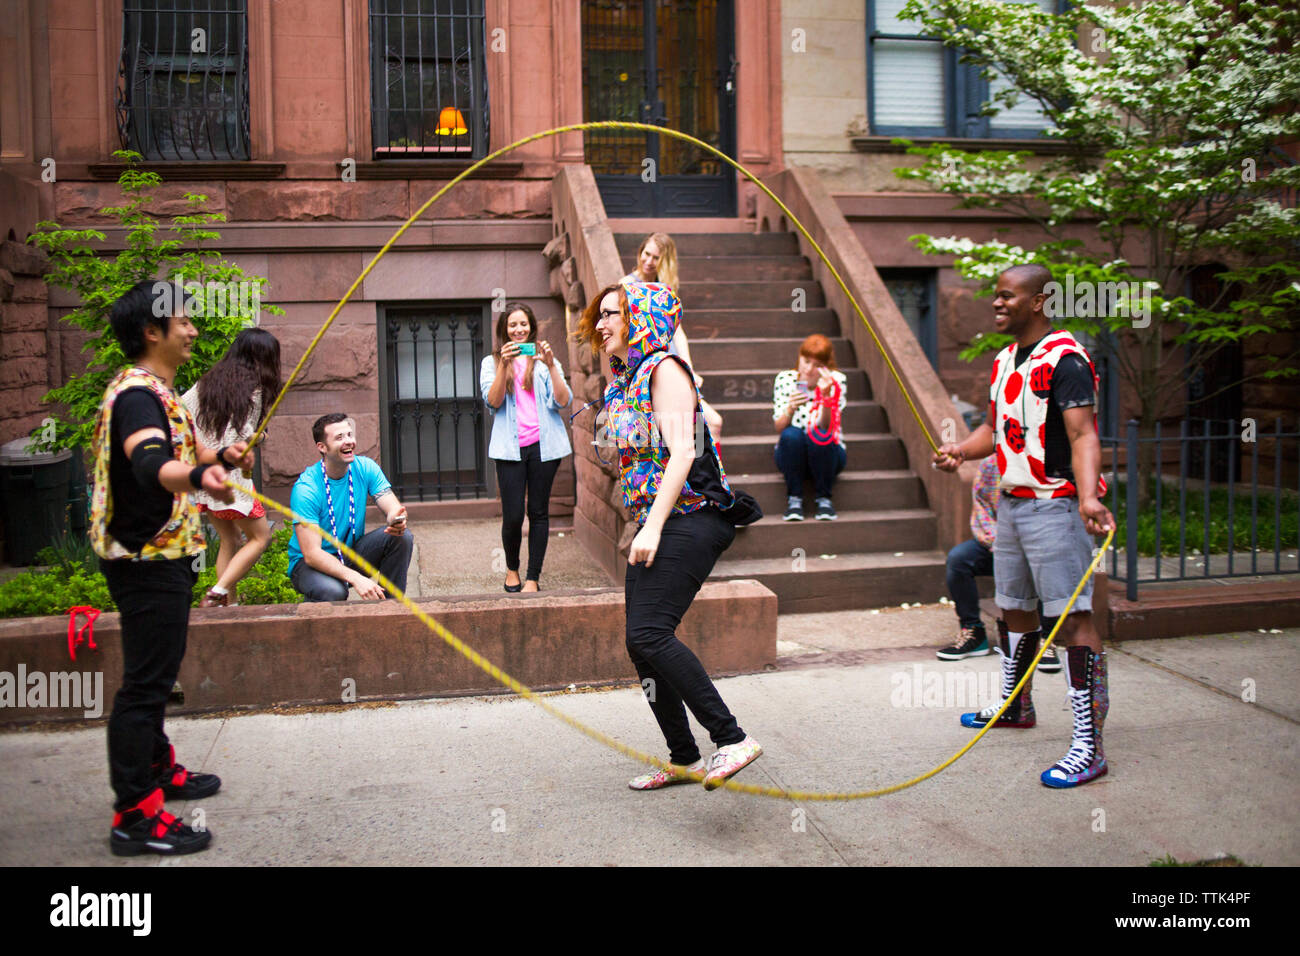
[629,758,706,791]
[154,745,221,800]
[1041,646,1109,788]
[110,788,211,857]
[702,736,763,791]
[937,626,990,661]
[783,496,804,521]
[814,497,836,520]
[960,621,1039,729]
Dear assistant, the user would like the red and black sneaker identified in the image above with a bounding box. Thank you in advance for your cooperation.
[154,745,222,800]
[110,788,212,857]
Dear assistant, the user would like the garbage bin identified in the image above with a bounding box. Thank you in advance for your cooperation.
[0,438,73,566]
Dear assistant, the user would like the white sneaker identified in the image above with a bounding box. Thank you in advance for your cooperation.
[628,758,706,791]
[702,736,763,791]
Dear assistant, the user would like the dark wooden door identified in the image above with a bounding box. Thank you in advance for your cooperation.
[581,0,737,217]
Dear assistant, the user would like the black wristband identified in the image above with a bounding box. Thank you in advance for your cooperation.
[217,445,233,466]
[189,464,211,490]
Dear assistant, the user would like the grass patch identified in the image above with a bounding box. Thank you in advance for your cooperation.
[1109,477,1298,558]
[1149,853,1248,867]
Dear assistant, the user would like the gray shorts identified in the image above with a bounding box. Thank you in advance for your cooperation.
[993,496,1096,618]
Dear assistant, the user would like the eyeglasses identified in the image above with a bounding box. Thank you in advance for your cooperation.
[569,400,616,467]
[598,309,621,321]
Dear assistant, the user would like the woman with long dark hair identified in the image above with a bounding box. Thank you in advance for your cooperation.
[575,280,761,791]
[479,302,572,592]
[180,328,282,607]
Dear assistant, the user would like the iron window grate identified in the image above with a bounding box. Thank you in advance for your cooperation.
[370,0,489,158]
[117,0,250,161]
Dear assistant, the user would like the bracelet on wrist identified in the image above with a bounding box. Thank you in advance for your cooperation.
[217,445,232,467]
[189,463,211,489]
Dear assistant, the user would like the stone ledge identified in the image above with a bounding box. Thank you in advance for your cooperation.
[0,580,777,724]
[1108,577,1300,642]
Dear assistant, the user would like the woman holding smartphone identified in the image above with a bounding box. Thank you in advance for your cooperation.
[772,334,848,521]
[480,303,572,592]
[576,280,761,791]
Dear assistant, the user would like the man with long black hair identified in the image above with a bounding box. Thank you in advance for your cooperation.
[90,278,253,854]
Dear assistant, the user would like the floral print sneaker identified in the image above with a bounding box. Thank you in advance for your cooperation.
[703,736,763,791]
[629,758,706,791]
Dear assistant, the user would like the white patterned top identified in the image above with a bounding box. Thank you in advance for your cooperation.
[180,386,261,516]
[772,368,848,447]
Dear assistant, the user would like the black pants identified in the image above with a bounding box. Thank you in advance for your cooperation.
[290,527,414,602]
[625,507,746,765]
[101,556,196,811]
[774,426,847,498]
[946,538,993,630]
[495,442,561,582]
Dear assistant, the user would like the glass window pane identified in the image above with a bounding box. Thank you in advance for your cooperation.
[875,0,924,35]
[873,39,945,129]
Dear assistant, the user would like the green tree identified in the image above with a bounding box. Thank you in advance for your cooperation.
[895,0,1299,428]
[27,150,283,451]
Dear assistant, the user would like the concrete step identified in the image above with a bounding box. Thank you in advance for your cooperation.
[682,308,840,338]
[676,280,825,309]
[690,336,853,370]
[710,399,887,434]
[621,255,813,281]
[717,432,907,473]
[722,508,936,560]
[724,469,926,513]
[713,550,950,614]
[614,232,799,256]
[699,367,871,402]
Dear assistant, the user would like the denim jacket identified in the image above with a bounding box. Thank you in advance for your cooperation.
[479,354,574,462]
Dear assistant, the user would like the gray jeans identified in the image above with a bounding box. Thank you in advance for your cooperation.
[993,496,1095,618]
[290,527,413,602]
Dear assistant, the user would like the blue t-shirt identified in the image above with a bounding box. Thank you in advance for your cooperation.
[287,456,392,575]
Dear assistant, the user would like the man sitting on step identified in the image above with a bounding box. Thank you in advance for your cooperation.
[287,413,413,602]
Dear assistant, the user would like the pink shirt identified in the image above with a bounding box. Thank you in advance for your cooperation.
[513,359,540,447]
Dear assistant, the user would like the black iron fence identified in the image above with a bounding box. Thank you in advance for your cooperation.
[370,0,489,157]
[381,306,488,501]
[117,0,250,161]
[1101,418,1300,600]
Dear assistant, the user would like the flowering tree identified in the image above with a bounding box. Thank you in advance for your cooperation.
[896,0,1299,427]
[28,150,284,451]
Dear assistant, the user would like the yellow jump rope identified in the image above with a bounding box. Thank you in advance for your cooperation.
[229,121,1114,801]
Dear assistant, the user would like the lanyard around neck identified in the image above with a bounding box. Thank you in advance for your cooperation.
[320,460,355,561]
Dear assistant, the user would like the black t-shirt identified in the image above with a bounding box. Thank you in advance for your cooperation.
[107,387,176,552]
[1012,337,1095,482]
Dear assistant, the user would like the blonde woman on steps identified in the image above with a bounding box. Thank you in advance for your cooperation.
[623,232,724,437]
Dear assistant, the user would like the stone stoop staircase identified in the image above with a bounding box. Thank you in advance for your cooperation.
[616,232,949,613]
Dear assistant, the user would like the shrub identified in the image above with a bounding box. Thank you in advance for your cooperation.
[0,524,299,618]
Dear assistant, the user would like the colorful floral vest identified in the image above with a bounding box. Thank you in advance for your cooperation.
[989,330,1106,500]
[89,367,205,560]
[605,351,733,526]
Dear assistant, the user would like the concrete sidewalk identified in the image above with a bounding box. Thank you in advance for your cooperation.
[1,628,1295,866]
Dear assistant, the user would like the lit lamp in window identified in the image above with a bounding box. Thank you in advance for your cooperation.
[437,107,468,136]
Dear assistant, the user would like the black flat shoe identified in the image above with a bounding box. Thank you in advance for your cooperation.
[504,580,523,593]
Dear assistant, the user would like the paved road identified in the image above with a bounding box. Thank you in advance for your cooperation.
[2,628,1295,866]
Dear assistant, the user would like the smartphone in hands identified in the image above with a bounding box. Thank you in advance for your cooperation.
[517,342,537,356]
